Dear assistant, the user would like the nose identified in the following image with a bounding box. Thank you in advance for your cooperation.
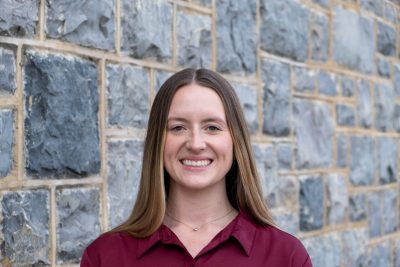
[186,131,206,151]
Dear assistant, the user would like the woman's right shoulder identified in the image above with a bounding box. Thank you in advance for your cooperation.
[86,231,136,252]
[81,232,138,266]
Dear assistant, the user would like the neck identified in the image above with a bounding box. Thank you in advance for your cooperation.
[166,182,233,225]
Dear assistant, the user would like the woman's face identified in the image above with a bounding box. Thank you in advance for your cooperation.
[163,83,234,192]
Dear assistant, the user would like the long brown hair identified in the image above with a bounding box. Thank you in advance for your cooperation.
[113,68,274,237]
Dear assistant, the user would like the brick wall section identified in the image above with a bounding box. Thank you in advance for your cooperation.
[0,0,399,266]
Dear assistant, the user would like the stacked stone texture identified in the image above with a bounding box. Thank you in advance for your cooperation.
[0,0,399,266]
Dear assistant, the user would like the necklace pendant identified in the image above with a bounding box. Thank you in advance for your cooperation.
[193,228,198,231]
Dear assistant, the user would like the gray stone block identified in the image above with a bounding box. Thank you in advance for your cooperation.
[56,188,101,264]
[177,11,211,68]
[382,189,398,234]
[333,7,374,73]
[357,80,373,128]
[349,193,366,222]
[276,143,292,170]
[384,2,397,23]
[293,66,315,93]
[340,76,355,97]
[1,190,50,266]
[154,69,173,93]
[377,58,391,78]
[0,0,39,37]
[24,51,100,178]
[232,83,258,134]
[361,0,383,16]
[369,242,390,267]
[375,83,395,132]
[300,175,324,231]
[46,0,115,50]
[311,12,329,62]
[0,47,16,94]
[336,104,355,127]
[107,140,143,229]
[216,0,257,73]
[336,134,348,168]
[350,136,375,185]
[293,99,334,169]
[253,144,277,197]
[260,0,309,62]
[327,174,348,224]
[378,137,397,184]
[395,105,400,132]
[193,0,211,7]
[261,58,290,136]
[395,64,400,97]
[121,0,172,61]
[265,175,298,209]
[377,22,396,56]
[341,229,367,267]
[318,71,338,96]
[302,234,341,267]
[272,211,298,236]
[395,239,400,267]
[367,192,381,237]
[0,110,13,178]
[106,64,149,128]
[313,0,329,7]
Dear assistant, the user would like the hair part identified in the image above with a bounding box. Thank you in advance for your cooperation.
[112,68,274,237]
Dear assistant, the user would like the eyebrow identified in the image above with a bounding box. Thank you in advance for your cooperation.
[167,116,227,125]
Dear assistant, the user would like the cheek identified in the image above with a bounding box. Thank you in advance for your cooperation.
[215,139,234,160]
[163,135,180,160]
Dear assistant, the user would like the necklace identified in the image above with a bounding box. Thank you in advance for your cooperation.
[166,209,235,232]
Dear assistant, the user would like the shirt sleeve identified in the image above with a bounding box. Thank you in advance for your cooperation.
[289,239,313,267]
[80,247,97,267]
[302,255,313,267]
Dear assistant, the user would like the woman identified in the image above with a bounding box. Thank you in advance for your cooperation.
[81,68,312,266]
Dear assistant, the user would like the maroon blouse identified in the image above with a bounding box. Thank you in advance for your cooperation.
[81,211,312,267]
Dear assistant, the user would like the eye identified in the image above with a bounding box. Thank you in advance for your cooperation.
[169,125,186,132]
[206,125,221,132]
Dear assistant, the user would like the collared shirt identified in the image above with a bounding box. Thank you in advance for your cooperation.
[81,211,312,267]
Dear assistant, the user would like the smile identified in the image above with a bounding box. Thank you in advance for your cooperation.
[181,159,212,167]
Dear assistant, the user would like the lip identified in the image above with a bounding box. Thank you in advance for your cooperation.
[179,158,213,170]
[180,156,212,160]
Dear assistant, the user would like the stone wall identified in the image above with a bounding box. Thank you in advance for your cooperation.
[0,0,399,266]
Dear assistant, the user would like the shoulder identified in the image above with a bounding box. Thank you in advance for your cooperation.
[239,212,306,252]
[259,225,305,248]
[254,225,312,266]
[88,231,135,249]
[237,212,312,266]
[81,232,138,266]
[87,231,138,252]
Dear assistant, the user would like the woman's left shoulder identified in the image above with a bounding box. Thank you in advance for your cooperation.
[256,225,313,266]
[260,225,305,246]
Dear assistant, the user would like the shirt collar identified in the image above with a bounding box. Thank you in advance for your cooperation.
[136,224,171,259]
[136,210,258,259]
[230,210,257,256]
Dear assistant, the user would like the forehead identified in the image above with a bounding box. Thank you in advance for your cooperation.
[168,84,226,118]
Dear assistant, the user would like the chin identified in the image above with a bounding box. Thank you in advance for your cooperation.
[181,179,225,191]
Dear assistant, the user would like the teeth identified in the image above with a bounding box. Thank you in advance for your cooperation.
[182,159,211,167]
